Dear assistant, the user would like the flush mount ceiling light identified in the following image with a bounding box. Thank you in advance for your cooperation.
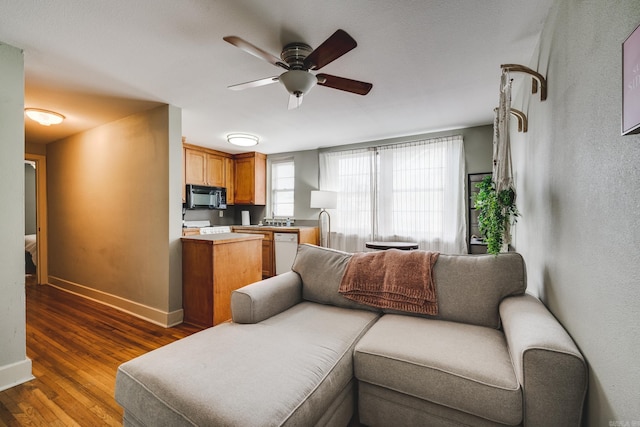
[227,133,259,147]
[24,108,65,126]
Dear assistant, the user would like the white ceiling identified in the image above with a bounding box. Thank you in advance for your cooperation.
[1,0,553,154]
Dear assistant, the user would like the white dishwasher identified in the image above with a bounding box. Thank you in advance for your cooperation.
[274,232,299,275]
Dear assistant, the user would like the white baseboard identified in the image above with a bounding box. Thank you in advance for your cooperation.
[0,358,34,392]
[47,276,184,328]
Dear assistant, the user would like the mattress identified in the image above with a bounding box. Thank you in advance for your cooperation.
[25,234,37,266]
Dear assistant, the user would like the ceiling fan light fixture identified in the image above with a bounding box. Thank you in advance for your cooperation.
[227,133,259,147]
[25,108,65,126]
[279,70,317,97]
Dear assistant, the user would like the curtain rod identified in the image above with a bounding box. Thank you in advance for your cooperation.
[319,134,463,155]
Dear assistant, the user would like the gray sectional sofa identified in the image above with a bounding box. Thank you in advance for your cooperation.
[115,244,587,426]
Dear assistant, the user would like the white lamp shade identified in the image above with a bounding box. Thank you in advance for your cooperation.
[310,190,337,209]
[279,70,317,96]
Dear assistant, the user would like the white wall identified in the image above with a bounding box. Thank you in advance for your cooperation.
[0,43,34,391]
[511,1,640,423]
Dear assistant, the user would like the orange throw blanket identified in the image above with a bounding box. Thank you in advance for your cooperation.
[339,249,440,315]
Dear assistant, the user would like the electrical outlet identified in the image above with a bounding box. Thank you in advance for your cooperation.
[219,210,223,217]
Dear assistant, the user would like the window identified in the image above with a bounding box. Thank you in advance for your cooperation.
[319,135,466,253]
[271,158,295,217]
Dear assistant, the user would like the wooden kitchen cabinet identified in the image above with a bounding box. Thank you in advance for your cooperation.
[182,228,201,237]
[224,157,235,205]
[183,143,233,189]
[182,234,262,327]
[232,226,319,278]
[262,239,273,278]
[229,229,274,278]
[185,147,207,186]
[206,153,225,187]
[183,142,265,206]
[297,227,319,247]
[234,152,266,205]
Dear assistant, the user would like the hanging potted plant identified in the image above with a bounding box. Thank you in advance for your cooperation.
[473,175,519,255]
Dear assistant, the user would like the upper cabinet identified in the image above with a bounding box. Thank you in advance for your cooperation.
[184,148,207,185]
[224,157,235,205]
[206,153,225,187]
[183,142,265,206]
[234,152,266,205]
[184,146,231,188]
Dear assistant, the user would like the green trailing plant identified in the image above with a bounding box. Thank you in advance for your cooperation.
[473,175,520,255]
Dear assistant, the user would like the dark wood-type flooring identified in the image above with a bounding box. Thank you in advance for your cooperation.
[0,278,202,426]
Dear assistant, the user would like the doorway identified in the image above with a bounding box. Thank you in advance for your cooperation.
[24,154,48,285]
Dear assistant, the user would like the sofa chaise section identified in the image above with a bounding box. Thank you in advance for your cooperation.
[115,272,380,426]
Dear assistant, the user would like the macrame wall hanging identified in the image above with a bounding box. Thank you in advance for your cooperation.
[492,63,548,192]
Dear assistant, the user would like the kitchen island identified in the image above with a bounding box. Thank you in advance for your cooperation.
[181,232,262,327]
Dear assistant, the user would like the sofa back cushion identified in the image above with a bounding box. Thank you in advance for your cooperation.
[292,244,527,328]
[292,244,379,313]
[408,253,526,328]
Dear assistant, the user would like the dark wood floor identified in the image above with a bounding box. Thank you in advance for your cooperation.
[0,278,202,426]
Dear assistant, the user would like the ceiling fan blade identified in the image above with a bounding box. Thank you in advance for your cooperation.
[316,74,372,95]
[228,76,279,91]
[223,36,289,70]
[288,93,303,110]
[303,29,357,70]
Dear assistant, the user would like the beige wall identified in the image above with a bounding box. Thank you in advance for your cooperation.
[25,141,46,156]
[511,0,640,423]
[25,164,37,234]
[0,43,33,391]
[46,105,184,326]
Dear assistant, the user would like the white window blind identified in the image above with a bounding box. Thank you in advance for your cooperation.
[271,158,295,217]
[319,135,466,253]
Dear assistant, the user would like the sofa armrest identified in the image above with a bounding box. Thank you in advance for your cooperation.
[500,294,588,426]
[231,271,303,324]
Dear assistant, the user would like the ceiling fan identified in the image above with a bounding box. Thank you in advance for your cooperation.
[223,29,373,109]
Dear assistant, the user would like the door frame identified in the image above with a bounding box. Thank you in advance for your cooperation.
[24,153,48,285]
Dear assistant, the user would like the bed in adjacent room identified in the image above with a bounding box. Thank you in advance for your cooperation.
[25,234,37,274]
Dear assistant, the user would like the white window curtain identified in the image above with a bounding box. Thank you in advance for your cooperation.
[319,148,375,253]
[319,135,466,254]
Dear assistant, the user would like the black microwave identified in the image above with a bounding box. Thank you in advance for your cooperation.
[185,184,227,210]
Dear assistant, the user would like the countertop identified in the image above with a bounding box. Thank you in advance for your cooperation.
[180,232,264,244]
[231,225,317,232]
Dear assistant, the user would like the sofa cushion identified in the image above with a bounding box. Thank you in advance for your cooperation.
[115,302,380,427]
[354,314,522,425]
[294,245,526,329]
[424,253,527,328]
[292,244,379,312]
[358,383,510,427]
